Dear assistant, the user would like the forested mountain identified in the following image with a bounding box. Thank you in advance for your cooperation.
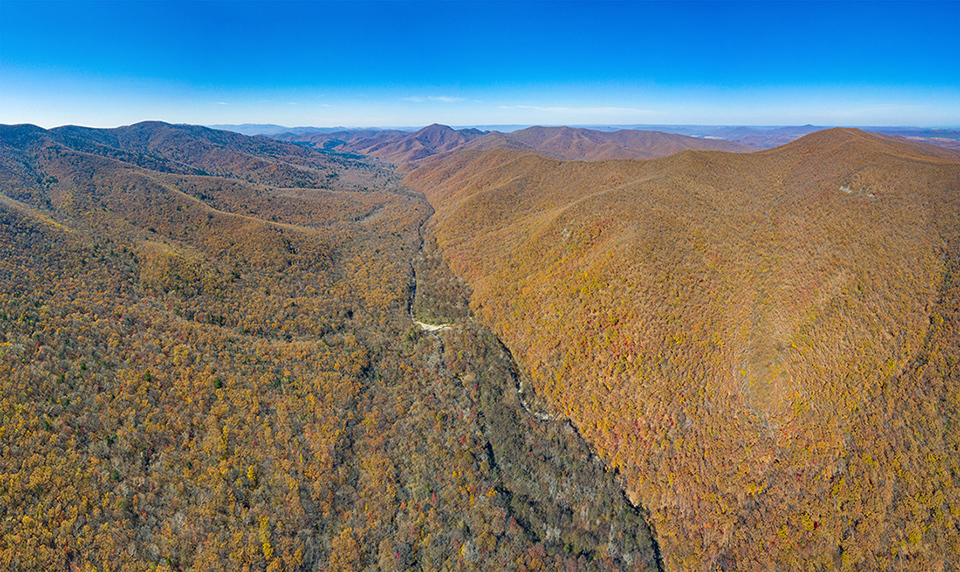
[273,124,755,171]
[405,128,960,571]
[0,122,659,571]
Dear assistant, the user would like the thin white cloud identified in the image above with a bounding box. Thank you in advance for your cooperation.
[215,102,228,105]
[499,104,654,115]
[402,95,464,103]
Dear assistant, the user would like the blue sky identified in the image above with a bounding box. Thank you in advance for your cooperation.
[2,1,958,128]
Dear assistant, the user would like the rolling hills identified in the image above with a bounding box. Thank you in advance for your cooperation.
[0,122,660,571]
[405,128,960,571]
[5,118,958,571]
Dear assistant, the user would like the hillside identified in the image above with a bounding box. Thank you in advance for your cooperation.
[0,123,659,571]
[405,128,960,571]
[275,124,756,170]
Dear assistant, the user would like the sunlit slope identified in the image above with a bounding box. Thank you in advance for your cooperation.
[406,128,960,571]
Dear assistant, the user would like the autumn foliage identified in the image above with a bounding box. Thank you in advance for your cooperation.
[0,122,659,571]
[405,128,960,571]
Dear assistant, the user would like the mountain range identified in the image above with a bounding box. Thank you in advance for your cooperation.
[2,119,959,571]
[273,123,757,170]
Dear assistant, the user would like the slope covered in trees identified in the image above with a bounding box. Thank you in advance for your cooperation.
[405,128,960,571]
[0,123,659,571]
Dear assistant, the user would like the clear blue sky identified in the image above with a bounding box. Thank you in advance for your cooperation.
[2,1,958,128]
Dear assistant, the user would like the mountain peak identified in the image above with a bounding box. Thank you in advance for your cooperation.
[417,123,455,134]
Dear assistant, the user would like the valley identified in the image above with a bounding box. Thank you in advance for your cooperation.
[0,122,659,571]
[4,1,957,570]
[404,128,960,570]
[1,120,959,571]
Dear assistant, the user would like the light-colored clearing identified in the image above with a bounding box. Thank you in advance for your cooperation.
[414,320,450,332]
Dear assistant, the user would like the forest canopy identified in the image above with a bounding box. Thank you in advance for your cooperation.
[404,128,960,571]
[0,122,659,571]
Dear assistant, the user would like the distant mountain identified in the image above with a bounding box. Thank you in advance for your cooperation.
[903,136,960,150]
[275,123,758,170]
[861,127,960,151]
[607,124,960,150]
[862,126,960,139]
[605,124,829,149]
[466,125,757,160]
[405,128,960,571]
[259,123,960,155]
[274,124,489,170]
[342,123,488,168]
[210,123,403,136]
[717,124,827,148]
[451,124,532,133]
[208,123,294,136]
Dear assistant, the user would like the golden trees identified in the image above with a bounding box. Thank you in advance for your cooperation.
[406,129,960,570]
[1,122,659,571]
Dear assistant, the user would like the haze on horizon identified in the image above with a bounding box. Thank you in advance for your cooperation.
[1,0,958,129]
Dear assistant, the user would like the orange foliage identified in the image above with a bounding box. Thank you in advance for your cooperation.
[406,128,960,571]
